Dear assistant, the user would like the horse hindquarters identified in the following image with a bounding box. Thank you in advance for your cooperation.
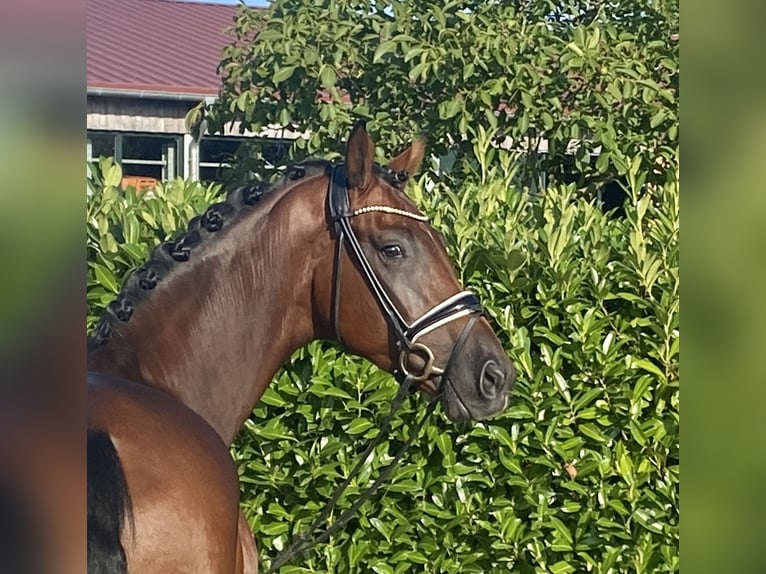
[88,376,243,574]
[87,430,131,574]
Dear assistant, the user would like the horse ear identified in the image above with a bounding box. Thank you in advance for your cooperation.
[345,121,375,192]
[387,136,426,181]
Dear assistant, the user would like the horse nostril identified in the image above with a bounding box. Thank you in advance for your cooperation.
[479,360,505,399]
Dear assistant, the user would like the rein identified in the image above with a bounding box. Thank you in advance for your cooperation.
[264,373,423,574]
[264,164,484,572]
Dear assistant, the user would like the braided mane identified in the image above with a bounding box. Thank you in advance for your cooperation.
[88,159,407,352]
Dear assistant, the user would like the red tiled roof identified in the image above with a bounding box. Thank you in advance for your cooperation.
[87,0,249,96]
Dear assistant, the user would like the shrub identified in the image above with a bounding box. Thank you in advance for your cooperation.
[86,158,222,327]
[87,145,679,572]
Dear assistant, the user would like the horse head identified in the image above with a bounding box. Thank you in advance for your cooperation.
[313,122,515,422]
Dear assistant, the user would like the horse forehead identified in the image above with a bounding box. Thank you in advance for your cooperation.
[368,176,420,212]
[361,184,438,242]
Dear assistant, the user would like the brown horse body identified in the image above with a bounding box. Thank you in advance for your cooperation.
[87,124,515,573]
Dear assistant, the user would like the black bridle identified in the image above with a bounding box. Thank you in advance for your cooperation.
[265,164,485,573]
[328,163,484,383]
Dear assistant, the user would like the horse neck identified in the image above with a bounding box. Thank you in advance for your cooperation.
[88,179,327,443]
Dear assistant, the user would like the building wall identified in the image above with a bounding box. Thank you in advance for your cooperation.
[87,96,193,134]
[87,94,305,183]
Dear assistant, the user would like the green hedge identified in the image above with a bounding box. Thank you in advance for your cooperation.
[86,158,222,326]
[87,151,679,573]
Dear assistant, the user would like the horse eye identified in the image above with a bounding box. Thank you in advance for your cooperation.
[381,244,404,258]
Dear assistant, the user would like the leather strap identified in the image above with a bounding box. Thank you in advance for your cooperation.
[328,164,484,362]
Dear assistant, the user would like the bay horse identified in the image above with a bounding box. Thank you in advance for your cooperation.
[87,122,515,573]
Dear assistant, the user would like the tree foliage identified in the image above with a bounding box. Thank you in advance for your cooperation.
[198,0,678,191]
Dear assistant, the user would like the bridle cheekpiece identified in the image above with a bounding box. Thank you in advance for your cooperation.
[327,163,484,385]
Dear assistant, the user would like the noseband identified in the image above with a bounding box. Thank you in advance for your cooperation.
[327,163,484,384]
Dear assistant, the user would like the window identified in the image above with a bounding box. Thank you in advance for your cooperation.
[199,137,244,183]
[87,131,181,182]
[86,131,292,185]
[199,136,290,183]
[88,132,116,160]
[121,134,179,180]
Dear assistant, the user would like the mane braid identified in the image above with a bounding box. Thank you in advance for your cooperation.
[87,158,402,352]
[87,160,329,351]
